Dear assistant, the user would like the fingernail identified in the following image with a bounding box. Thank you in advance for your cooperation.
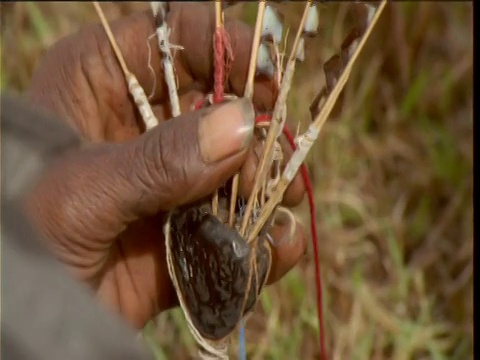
[199,98,255,163]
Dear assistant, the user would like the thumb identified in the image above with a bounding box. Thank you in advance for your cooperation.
[118,97,255,215]
[28,98,255,248]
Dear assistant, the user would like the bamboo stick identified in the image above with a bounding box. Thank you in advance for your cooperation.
[93,1,159,130]
[228,0,267,227]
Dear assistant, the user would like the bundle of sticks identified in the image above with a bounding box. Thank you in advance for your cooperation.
[92,1,387,359]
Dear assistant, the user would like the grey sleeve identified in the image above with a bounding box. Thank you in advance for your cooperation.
[1,94,154,360]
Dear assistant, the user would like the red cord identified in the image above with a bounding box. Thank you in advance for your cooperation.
[213,28,225,103]
[281,124,326,360]
[213,28,234,104]
[255,114,326,360]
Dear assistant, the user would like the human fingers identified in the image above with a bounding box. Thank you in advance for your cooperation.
[86,4,278,108]
[238,135,306,208]
[266,215,308,284]
[27,98,255,268]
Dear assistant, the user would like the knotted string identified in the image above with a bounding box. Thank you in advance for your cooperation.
[213,28,234,104]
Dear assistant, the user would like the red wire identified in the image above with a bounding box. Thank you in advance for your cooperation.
[255,114,326,360]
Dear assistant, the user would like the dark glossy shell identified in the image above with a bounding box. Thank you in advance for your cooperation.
[168,205,271,341]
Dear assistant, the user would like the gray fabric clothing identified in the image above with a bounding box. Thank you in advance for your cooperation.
[1,94,153,360]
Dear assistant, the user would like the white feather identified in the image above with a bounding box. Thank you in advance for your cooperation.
[262,5,283,44]
[304,4,319,35]
[257,42,275,77]
[366,4,376,24]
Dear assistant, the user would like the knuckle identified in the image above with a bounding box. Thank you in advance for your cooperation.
[135,120,196,210]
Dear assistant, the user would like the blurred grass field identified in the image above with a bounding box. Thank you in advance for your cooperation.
[1,2,473,359]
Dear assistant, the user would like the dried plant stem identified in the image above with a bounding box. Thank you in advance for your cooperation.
[273,40,283,86]
[155,27,181,118]
[150,3,184,122]
[228,0,267,227]
[228,152,240,224]
[244,1,266,99]
[93,1,158,130]
[212,190,219,217]
[240,0,313,237]
[215,0,223,28]
[247,0,388,243]
[93,2,128,74]
[280,27,290,73]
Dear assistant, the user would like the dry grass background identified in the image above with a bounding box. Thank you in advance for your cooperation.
[1,2,473,359]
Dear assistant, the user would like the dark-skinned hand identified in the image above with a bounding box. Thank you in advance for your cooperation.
[25,2,307,330]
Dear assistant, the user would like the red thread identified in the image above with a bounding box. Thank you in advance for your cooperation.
[282,125,326,360]
[213,28,225,103]
[223,31,234,87]
[255,115,327,360]
[213,28,234,104]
